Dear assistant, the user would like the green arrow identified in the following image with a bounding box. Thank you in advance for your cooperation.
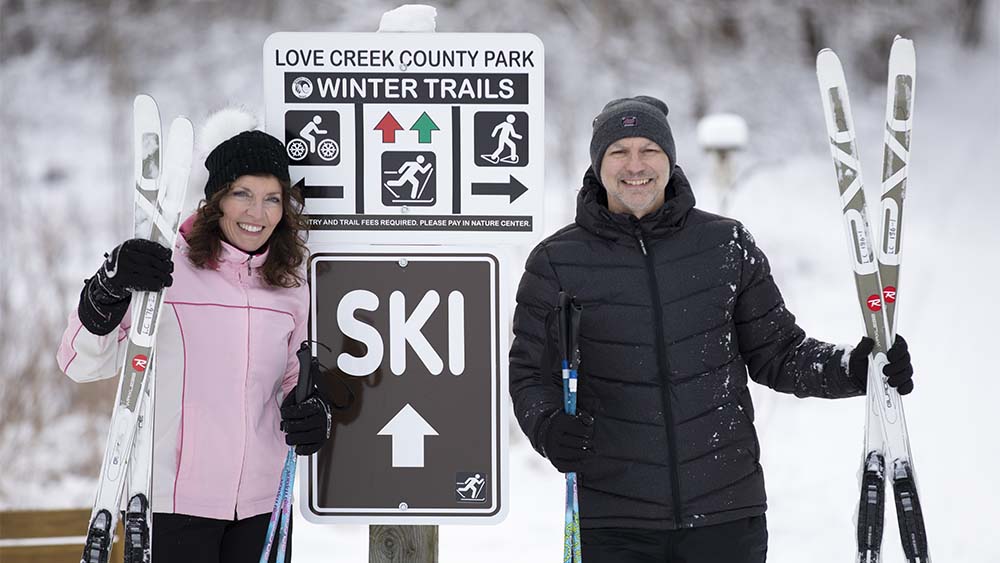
[410,112,440,143]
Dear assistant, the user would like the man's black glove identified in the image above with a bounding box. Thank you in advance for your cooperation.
[77,239,174,335]
[280,388,332,456]
[848,335,914,395]
[540,410,595,473]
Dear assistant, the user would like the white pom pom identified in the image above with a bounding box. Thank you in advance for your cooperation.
[198,107,259,156]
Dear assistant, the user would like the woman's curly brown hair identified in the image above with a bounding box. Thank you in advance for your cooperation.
[185,176,308,288]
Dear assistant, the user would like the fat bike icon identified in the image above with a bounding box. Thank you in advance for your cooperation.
[284,111,341,165]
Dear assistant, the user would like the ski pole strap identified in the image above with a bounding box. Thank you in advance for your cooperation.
[294,340,332,404]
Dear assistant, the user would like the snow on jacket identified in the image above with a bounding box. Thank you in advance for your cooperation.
[509,166,863,531]
[57,215,309,520]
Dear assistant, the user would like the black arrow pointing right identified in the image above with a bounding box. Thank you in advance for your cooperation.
[471,175,528,203]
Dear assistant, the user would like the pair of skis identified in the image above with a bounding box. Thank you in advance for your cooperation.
[557,292,583,563]
[816,37,929,562]
[82,95,193,563]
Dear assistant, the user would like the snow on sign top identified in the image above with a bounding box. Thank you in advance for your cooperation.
[378,4,437,32]
[262,32,545,246]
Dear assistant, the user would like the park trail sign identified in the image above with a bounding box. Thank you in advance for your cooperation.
[300,250,509,524]
[263,32,545,246]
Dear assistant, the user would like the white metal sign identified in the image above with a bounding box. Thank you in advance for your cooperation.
[263,33,545,245]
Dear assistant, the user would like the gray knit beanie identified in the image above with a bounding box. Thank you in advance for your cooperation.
[589,95,676,179]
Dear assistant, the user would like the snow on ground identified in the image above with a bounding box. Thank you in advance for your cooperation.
[3,5,998,562]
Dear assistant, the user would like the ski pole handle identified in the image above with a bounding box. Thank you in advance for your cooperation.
[294,341,314,404]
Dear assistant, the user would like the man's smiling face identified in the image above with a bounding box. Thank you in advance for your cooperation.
[599,137,671,219]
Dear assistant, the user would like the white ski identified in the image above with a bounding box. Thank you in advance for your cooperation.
[816,37,929,563]
[82,96,192,563]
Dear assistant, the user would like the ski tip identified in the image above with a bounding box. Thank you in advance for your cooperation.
[889,39,917,80]
[889,37,916,68]
[816,49,846,84]
[133,94,158,110]
[816,48,842,68]
[168,116,195,140]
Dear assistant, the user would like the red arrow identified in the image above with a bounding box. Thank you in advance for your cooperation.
[374,112,403,143]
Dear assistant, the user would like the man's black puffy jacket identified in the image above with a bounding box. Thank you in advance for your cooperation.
[509,166,863,530]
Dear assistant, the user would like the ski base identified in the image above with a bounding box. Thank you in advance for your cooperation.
[82,509,113,563]
[856,451,886,563]
[123,493,151,563]
[892,460,929,562]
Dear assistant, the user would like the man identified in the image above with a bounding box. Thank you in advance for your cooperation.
[508,96,914,562]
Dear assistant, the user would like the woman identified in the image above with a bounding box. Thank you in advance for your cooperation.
[57,110,329,562]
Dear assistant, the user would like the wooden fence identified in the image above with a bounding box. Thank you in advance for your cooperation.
[0,509,123,563]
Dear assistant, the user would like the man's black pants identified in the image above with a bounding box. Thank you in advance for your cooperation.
[581,515,767,563]
[152,512,292,563]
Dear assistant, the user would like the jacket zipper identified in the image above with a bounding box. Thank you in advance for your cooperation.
[233,260,252,515]
[636,227,684,527]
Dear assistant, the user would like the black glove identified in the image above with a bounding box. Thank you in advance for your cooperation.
[848,335,914,395]
[280,388,332,456]
[540,410,595,473]
[77,239,174,335]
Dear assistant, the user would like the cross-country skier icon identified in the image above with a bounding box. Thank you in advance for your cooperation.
[286,114,340,162]
[456,473,486,502]
[384,155,434,201]
[481,114,522,164]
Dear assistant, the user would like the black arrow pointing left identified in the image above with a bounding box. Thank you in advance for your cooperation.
[302,184,345,199]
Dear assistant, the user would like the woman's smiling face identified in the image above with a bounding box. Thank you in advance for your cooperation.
[218,174,283,252]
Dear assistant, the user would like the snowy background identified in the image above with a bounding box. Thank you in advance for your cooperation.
[1,0,997,561]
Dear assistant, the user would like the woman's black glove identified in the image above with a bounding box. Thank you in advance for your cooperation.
[848,335,915,395]
[280,387,332,456]
[77,239,174,335]
[539,410,595,473]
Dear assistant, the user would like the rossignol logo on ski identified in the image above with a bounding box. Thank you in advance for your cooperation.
[866,294,882,311]
[882,286,897,303]
[132,354,149,372]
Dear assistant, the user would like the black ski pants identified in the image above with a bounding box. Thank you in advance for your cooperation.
[152,512,292,563]
[581,515,768,563]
